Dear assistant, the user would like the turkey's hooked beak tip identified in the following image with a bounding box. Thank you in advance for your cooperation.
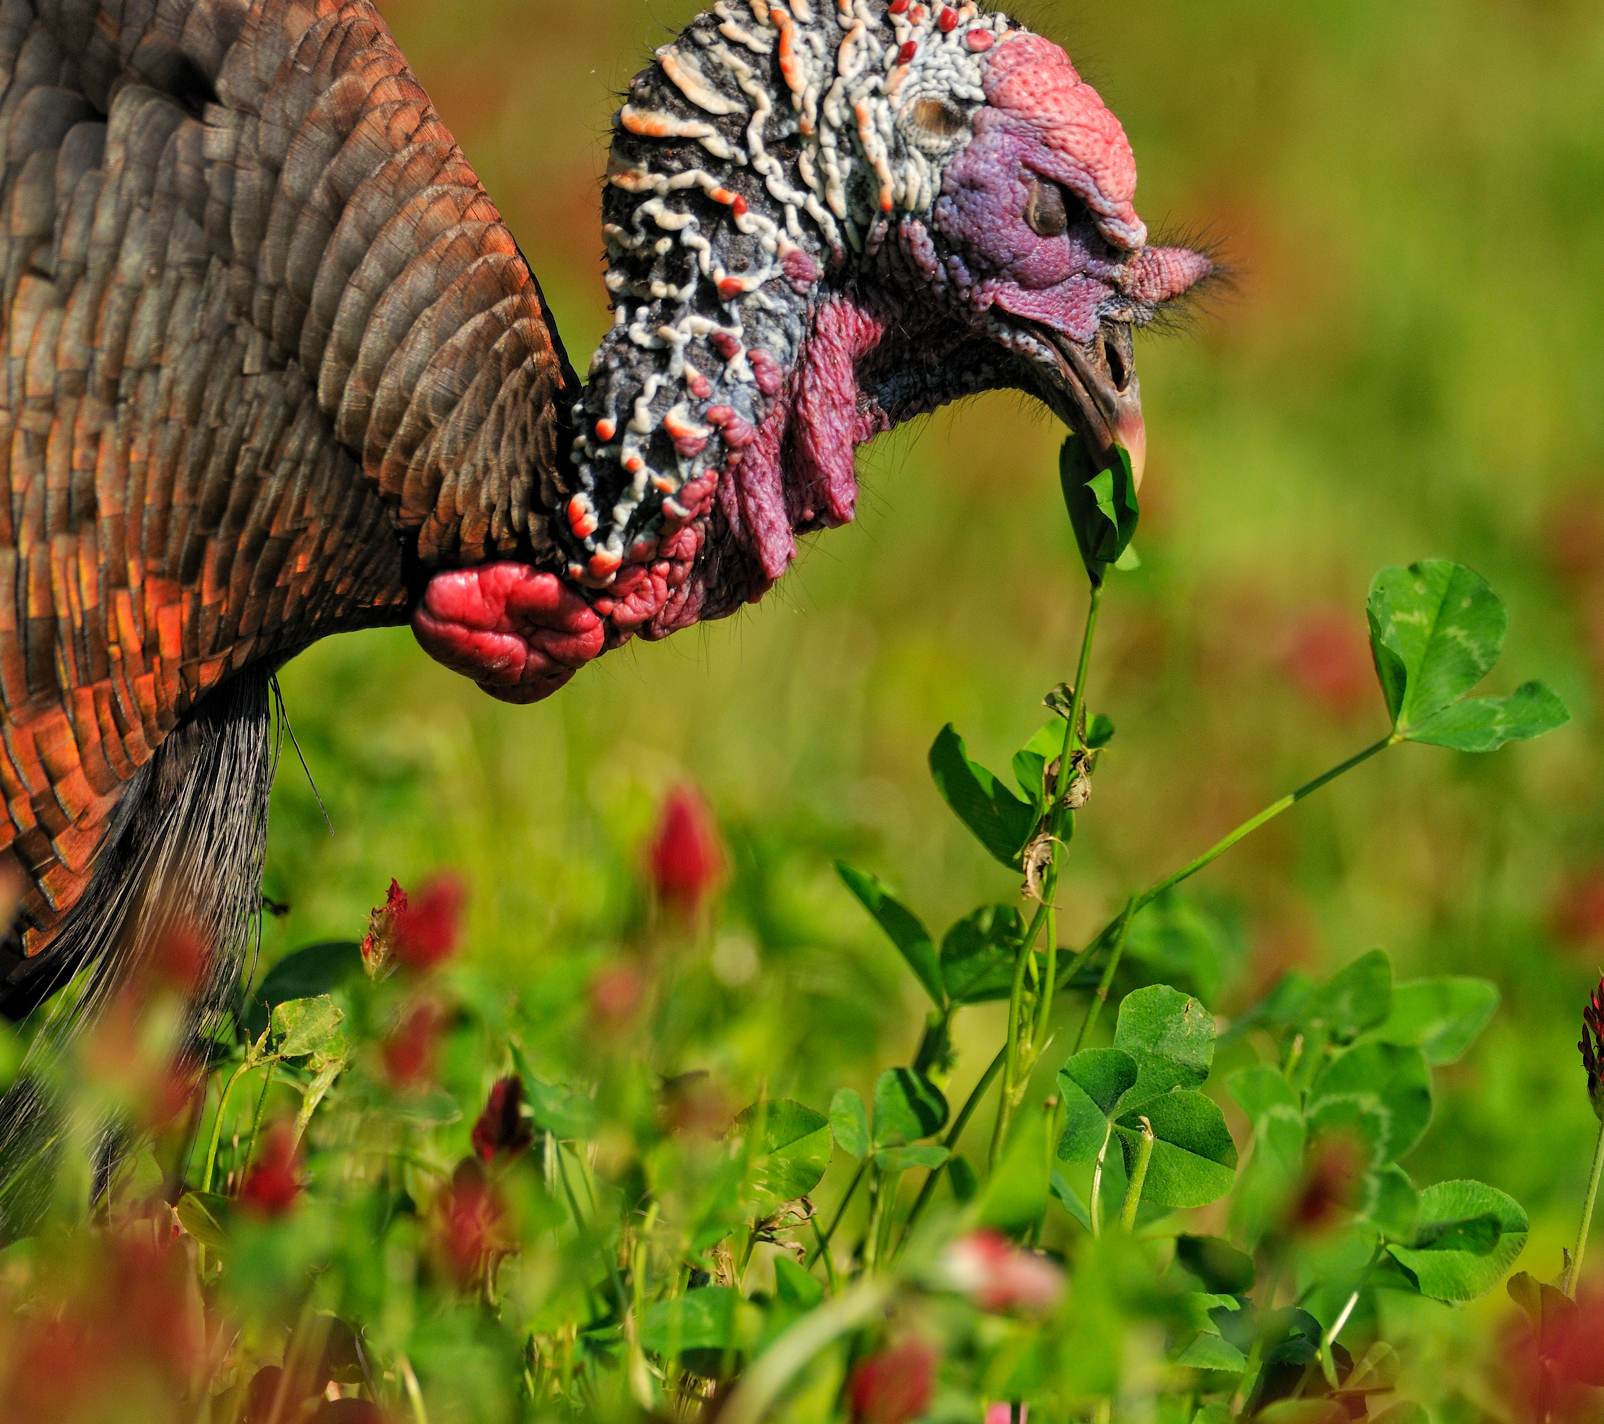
[1115,413,1146,492]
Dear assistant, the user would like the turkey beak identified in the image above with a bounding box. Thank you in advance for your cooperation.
[1032,320,1146,489]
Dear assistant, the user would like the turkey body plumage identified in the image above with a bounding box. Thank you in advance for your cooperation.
[0,0,574,1018]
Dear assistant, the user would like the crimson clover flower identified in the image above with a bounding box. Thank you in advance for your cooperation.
[239,1124,303,1218]
[646,785,725,915]
[847,1339,937,1424]
[1581,975,1604,1121]
[382,1000,448,1089]
[941,1230,1065,1313]
[472,1076,533,1163]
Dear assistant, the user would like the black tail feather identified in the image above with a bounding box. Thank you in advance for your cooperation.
[0,667,278,1237]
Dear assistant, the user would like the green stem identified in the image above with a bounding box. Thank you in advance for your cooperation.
[1032,900,1060,1059]
[900,1046,1007,1246]
[1565,1115,1604,1296]
[807,1161,867,1269]
[808,1214,841,1294]
[1118,1117,1156,1232]
[1071,735,1398,1005]
[1055,582,1104,802]
[237,1061,277,1196]
[991,901,1048,1170]
[1074,898,1136,1054]
[1090,1124,1113,1238]
[863,1173,885,1272]
[200,1060,254,1196]
[1137,735,1395,914]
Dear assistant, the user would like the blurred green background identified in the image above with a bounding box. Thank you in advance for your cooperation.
[259,0,1604,1401]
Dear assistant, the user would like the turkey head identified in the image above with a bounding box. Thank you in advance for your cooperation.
[411,3,1211,702]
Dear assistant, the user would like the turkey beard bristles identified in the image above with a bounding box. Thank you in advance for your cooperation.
[0,668,276,1238]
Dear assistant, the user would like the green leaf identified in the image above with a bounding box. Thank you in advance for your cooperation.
[978,1112,1052,1232]
[772,1256,824,1312]
[1365,978,1500,1065]
[1228,1067,1307,1246]
[1256,1403,1345,1424]
[1174,1332,1249,1372]
[1061,435,1140,585]
[1116,1091,1238,1209]
[244,942,364,1037]
[270,996,345,1059]
[872,1068,948,1148]
[1175,1235,1256,1294]
[1386,1180,1528,1301]
[736,1100,833,1205]
[829,1088,869,1161]
[835,864,943,1008]
[1056,1049,1139,1164]
[1086,714,1116,749]
[1307,1042,1433,1164]
[521,1073,599,1140]
[1050,1168,1091,1230]
[176,1191,228,1250]
[875,1144,949,1173]
[1404,680,1570,751]
[928,725,1038,868]
[949,1154,980,1205]
[940,905,1025,1005]
[1368,560,1507,730]
[1302,949,1392,1042]
[1123,894,1230,1006]
[1113,985,1216,1105]
[639,1287,760,1356]
[1013,719,1067,803]
[1369,1405,1429,1424]
[1362,1163,1420,1241]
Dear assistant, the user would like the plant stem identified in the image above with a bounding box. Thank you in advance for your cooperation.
[238,1060,276,1194]
[899,1046,1007,1246]
[1031,901,1060,1058]
[1090,1124,1113,1238]
[1137,735,1395,913]
[1118,1117,1155,1232]
[1055,582,1104,802]
[1074,898,1136,1054]
[200,1060,254,1196]
[398,1354,430,1424]
[1564,1116,1604,1296]
[807,1161,866,1269]
[991,899,1049,1169]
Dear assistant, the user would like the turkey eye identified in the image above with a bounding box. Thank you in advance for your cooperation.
[1025,180,1069,238]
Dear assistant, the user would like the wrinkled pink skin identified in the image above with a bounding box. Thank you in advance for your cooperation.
[412,565,604,705]
[412,34,1212,704]
[412,296,885,699]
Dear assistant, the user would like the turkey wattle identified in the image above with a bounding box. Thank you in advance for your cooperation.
[0,2,1208,1030]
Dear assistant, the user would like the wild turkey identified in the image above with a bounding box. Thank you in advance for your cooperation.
[0,2,1208,1049]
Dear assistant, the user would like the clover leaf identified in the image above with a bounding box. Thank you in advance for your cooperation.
[1367,561,1569,750]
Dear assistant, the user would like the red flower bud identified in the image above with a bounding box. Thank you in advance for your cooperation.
[472,1076,533,1163]
[848,1339,937,1424]
[1582,976,1604,1122]
[941,1230,1065,1313]
[433,1159,512,1288]
[239,1124,303,1218]
[361,879,409,978]
[646,785,724,914]
[382,1001,448,1089]
[393,874,467,970]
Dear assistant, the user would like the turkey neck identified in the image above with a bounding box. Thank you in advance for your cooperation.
[564,0,937,646]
